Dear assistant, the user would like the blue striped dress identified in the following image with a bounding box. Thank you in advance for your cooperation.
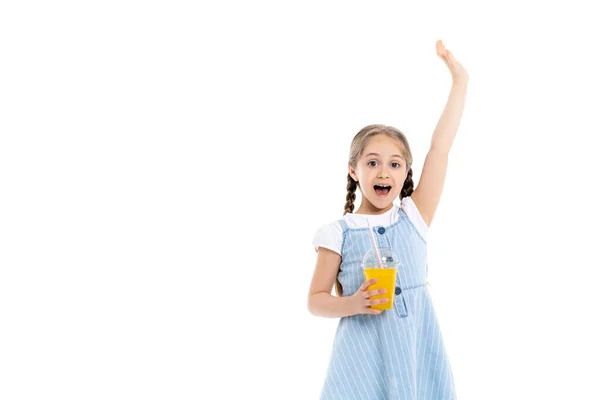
[321,207,456,400]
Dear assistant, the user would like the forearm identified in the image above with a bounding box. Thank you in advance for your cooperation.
[430,81,468,153]
[308,292,355,318]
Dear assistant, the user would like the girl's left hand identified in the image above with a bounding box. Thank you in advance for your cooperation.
[436,40,469,85]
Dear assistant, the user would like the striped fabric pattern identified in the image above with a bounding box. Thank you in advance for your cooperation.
[320,207,456,400]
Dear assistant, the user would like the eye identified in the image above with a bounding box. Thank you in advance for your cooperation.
[391,162,402,168]
[367,161,378,167]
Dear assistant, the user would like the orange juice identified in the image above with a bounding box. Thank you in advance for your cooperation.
[363,267,397,310]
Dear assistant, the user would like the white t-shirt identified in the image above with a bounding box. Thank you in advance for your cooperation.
[312,196,429,255]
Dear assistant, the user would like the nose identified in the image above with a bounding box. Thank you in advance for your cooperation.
[377,167,390,179]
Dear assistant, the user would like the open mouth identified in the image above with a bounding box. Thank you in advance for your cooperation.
[374,185,391,197]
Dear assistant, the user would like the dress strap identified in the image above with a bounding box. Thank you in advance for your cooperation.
[337,218,349,232]
[397,202,408,220]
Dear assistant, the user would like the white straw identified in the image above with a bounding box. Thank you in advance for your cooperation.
[365,217,383,268]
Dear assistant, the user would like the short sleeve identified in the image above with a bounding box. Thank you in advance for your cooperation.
[401,196,429,241]
[312,221,343,255]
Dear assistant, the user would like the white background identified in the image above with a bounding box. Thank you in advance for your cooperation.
[1,1,599,399]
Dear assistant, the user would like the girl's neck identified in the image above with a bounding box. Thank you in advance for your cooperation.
[354,203,394,215]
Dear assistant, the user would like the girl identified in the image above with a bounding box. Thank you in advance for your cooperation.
[308,40,468,400]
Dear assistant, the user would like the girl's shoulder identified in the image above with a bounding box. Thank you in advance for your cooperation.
[401,196,430,241]
[312,219,344,255]
[311,205,395,254]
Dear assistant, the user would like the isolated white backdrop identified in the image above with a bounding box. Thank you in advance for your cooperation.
[1,1,599,399]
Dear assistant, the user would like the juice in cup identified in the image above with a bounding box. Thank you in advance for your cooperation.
[361,248,400,311]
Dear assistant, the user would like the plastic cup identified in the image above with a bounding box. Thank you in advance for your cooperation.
[361,248,400,310]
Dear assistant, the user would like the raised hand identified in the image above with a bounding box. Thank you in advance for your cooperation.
[436,39,469,84]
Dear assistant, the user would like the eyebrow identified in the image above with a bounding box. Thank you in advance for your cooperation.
[363,152,404,160]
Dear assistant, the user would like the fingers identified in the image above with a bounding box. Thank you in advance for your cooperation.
[359,278,377,291]
[363,288,387,298]
[358,279,389,315]
[436,40,453,67]
[364,299,387,315]
[366,298,388,306]
[436,40,447,55]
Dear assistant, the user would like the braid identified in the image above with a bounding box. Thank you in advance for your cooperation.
[337,174,358,297]
[344,174,357,215]
[400,167,414,200]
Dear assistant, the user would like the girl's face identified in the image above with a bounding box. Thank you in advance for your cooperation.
[348,135,408,214]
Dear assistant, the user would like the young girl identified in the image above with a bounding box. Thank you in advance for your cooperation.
[308,40,468,400]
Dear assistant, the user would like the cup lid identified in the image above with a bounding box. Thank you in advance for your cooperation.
[361,247,400,268]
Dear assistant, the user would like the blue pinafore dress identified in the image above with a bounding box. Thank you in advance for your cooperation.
[321,207,456,400]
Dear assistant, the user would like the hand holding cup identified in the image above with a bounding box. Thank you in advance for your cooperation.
[350,278,388,315]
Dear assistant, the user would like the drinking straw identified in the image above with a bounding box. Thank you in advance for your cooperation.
[365,217,383,268]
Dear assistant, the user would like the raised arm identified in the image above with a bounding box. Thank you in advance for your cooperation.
[411,40,469,227]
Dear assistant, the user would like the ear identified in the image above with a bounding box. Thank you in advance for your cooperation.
[347,165,358,181]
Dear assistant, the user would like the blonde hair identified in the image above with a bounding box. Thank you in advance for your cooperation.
[335,124,424,297]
